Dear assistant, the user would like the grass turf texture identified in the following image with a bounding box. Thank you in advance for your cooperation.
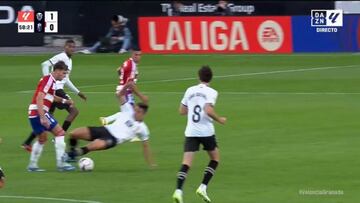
[0,53,359,203]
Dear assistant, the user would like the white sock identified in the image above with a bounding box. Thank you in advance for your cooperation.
[200,184,207,190]
[29,141,44,167]
[54,136,66,167]
[104,112,121,124]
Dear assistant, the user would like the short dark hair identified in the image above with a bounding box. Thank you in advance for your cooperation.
[137,102,149,113]
[53,61,68,71]
[198,65,213,83]
[112,15,119,22]
[65,39,75,45]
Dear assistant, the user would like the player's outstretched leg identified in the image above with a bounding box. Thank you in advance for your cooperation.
[63,106,79,132]
[66,127,92,161]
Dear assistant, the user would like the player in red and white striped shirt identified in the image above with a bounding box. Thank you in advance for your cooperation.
[99,50,143,139]
[115,50,141,105]
[27,61,76,172]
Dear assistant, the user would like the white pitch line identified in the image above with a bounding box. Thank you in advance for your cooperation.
[0,195,102,203]
[78,64,358,88]
[17,64,358,93]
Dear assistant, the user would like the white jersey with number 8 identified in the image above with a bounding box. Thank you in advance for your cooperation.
[181,83,218,137]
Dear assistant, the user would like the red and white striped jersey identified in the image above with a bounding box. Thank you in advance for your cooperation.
[119,58,138,85]
[28,75,56,118]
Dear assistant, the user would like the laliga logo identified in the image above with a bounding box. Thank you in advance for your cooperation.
[22,12,30,21]
[257,20,284,51]
[328,12,340,24]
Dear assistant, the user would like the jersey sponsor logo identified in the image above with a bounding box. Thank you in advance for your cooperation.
[125,120,134,127]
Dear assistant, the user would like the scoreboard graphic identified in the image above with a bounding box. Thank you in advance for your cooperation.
[18,11,58,33]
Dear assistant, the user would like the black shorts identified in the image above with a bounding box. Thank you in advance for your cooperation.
[49,89,71,112]
[184,135,218,152]
[88,127,117,149]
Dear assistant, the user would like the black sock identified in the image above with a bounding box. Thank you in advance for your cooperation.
[62,120,72,132]
[176,164,190,190]
[201,160,219,185]
[79,147,90,156]
[23,132,37,145]
[69,138,78,150]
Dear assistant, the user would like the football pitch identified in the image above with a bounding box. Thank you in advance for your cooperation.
[0,53,359,203]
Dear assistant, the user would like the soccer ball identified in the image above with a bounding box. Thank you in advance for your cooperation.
[78,157,94,171]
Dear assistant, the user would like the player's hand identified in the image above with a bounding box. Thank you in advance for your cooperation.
[40,116,50,128]
[78,92,87,101]
[218,117,227,125]
[125,81,135,89]
[141,95,149,104]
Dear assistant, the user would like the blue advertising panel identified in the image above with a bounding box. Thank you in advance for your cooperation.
[292,15,360,52]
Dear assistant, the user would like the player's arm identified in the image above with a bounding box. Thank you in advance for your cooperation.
[41,60,53,76]
[117,81,144,104]
[36,92,50,128]
[141,140,157,169]
[54,95,74,106]
[179,104,188,115]
[204,104,227,125]
[132,83,149,104]
[179,89,188,115]
[65,79,87,101]
[117,81,132,105]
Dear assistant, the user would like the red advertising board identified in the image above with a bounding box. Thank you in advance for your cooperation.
[138,16,293,53]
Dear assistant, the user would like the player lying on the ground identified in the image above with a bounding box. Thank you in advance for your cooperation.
[66,82,156,168]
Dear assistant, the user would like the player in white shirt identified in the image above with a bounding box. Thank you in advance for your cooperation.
[66,81,156,168]
[173,66,227,203]
[22,40,87,152]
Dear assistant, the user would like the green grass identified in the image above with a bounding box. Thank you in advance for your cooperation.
[0,53,359,202]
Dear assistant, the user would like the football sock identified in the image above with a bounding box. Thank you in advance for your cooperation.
[201,160,218,185]
[62,120,72,132]
[176,164,190,190]
[29,141,44,167]
[69,138,78,150]
[81,147,90,155]
[23,132,37,146]
[54,136,66,166]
